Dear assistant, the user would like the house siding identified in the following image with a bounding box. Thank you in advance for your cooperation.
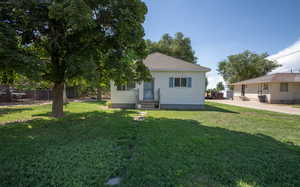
[151,71,206,105]
[110,81,138,104]
[110,71,206,107]
[270,82,300,104]
[233,82,300,104]
[233,83,271,102]
[233,85,242,97]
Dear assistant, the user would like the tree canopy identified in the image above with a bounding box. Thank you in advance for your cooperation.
[146,32,197,63]
[217,50,280,84]
[1,0,150,117]
[146,32,209,88]
[216,82,225,91]
[0,21,39,85]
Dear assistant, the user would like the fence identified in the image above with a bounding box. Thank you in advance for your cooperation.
[0,86,80,103]
[0,85,110,104]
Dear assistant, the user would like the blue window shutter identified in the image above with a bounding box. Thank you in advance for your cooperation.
[187,77,192,88]
[169,77,174,88]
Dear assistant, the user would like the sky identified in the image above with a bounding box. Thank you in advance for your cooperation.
[143,0,300,89]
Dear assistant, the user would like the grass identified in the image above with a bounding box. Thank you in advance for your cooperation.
[294,105,300,108]
[0,101,299,187]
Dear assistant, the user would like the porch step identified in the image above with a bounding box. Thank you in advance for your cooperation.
[138,101,159,110]
[141,103,156,109]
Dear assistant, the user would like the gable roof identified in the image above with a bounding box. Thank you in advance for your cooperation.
[143,52,211,72]
[231,73,300,85]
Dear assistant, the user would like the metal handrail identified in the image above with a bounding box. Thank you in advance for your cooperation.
[136,88,139,103]
[157,88,160,109]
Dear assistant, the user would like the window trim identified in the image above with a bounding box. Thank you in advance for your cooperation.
[116,82,136,91]
[169,77,192,88]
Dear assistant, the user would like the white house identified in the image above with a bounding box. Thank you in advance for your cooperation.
[110,52,211,109]
[231,73,300,104]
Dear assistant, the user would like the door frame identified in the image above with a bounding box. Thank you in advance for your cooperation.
[143,79,154,101]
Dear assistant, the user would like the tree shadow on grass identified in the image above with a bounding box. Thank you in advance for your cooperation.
[0,107,33,117]
[202,104,239,114]
[157,104,239,114]
[0,110,299,187]
[78,100,107,105]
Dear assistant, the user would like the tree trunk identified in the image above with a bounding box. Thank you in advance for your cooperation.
[3,84,11,102]
[96,87,102,101]
[52,82,64,118]
[63,83,68,104]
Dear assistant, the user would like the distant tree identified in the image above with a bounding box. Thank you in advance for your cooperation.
[217,50,280,84]
[1,0,150,117]
[78,56,110,101]
[206,88,217,94]
[146,32,209,91]
[205,76,208,90]
[146,32,197,63]
[216,82,225,92]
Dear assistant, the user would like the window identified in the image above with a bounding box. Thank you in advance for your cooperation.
[280,83,288,92]
[127,82,136,90]
[117,85,126,91]
[169,77,192,88]
[181,78,187,87]
[116,82,135,91]
[174,78,181,87]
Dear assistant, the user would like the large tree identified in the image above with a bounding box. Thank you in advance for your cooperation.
[146,32,197,63]
[0,20,41,100]
[217,50,280,84]
[1,0,150,117]
[0,22,19,89]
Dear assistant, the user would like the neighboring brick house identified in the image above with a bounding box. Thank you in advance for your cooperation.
[231,73,300,104]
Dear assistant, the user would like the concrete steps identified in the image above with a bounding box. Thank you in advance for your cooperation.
[138,101,159,110]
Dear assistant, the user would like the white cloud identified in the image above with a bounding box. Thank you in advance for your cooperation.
[268,39,300,73]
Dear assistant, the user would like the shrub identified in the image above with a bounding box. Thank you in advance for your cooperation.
[106,101,112,108]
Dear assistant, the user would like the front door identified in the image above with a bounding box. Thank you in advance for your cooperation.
[143,80,154,100]
[241,84,245,96]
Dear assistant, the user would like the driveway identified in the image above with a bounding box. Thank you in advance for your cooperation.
[209,99,300,115]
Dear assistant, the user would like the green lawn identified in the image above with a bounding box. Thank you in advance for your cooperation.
[0,101,299,187]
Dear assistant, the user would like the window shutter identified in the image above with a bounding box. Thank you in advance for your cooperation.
[187,77,192,88]
[169,77,174,88]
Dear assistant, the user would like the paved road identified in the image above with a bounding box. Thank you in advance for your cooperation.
[209,99,300,115]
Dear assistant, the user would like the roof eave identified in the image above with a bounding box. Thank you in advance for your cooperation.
[231,80,300,85]
[149,68,211,72]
